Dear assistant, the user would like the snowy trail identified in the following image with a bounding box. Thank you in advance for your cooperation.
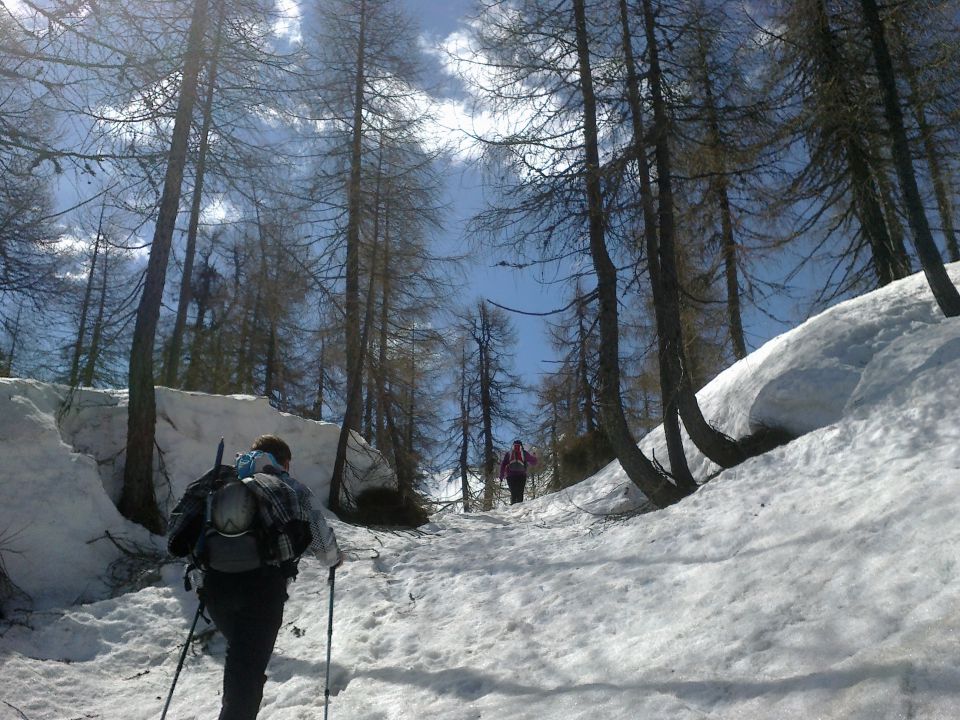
[5,439,960,720]
[4,267,960,719]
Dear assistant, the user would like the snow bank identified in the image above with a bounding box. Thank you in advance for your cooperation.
[0,381,395,611]
[560,266,960,502]
[0,380,149,610]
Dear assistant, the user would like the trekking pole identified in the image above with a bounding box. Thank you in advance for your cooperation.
[324,566,336,720]
[160,600,205,720]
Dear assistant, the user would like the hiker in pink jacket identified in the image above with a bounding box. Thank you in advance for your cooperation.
[499,439,538,504]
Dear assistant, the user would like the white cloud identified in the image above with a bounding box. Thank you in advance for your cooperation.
[273,0,302,43]
[1,0,30,19]
[200,195,239,225]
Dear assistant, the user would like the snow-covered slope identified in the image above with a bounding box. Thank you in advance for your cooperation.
[2,266,960,719]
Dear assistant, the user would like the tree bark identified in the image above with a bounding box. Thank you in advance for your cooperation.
[330,0,369,512]
[164,1,225,388]
[362,139,385,443]
[573,0,688,508]
[121,0,209,535]
[3,304,22,377]
[183,253,214,391]
[574,283,595,433]
[313,336,326,421]
[640,0,747,470]
[459,343,472,512]
[81,242,109,387]
[859,0,960,316]
[693,24,747,359]
[70,223,101,387]
[376,208,392,453]
[618,0,694,488]
[344,0,368,433]
[478,303,497,510]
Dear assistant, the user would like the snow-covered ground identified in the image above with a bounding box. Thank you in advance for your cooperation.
[3,265,960,719]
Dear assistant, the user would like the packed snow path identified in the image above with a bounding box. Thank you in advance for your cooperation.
[5,440,960,720]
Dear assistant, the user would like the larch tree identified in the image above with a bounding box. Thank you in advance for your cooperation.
[122,0,210,534]
[762,0,912,297]
[855,0,960,317]
[302,0,447,510]
[464,301,522,511]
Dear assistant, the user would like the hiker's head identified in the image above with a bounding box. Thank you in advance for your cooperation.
[513,439,523,452]
[252,434,292,469]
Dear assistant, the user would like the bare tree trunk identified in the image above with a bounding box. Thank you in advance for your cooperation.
[3,304,22,377]
[890,14,960,264]
[329,300,375,513]
[381,382,412,500]
[363,139,385,443]
[183,253,214,391]
[70,218,102,387]
[164,1,225,388]
[859,0,960,316]
[458,343,472,512]
[573,0,688,508]
[375,212,392,453]
[574,283,595,433]
[313,336,326,421]
[692,24,747,359]
[81,243,109,387]
[640,0,748,471]
[848,133,908,285]
[122,0,209,534]
[478,303,497,510]
[344,0,367,433]
[360,188,382,442]
[915,114,960,264]
[870,143,910,271]
[254,201,278,399]
[264,322,277,400]
[330,0,369,512]
[405,327,416,461]
[618,0,694,489]
[549,401,560,488]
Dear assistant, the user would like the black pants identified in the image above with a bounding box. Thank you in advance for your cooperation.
[203,566,288,720]
[506,476,526,504]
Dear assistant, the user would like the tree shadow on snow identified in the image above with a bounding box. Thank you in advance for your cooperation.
[346,660,960,707]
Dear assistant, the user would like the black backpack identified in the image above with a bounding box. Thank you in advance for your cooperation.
[198,470,267,573]
[169,441,312,576]
[188,466,311,574]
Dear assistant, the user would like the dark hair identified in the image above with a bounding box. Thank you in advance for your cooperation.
[251,434,292,466]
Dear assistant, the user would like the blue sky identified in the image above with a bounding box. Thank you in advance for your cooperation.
[406,0,474,37]
[403,0,572,389]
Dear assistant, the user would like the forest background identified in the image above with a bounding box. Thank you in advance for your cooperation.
[1,0,959,527]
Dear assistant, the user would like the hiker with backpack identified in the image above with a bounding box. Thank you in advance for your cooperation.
[498,438,538,505]
[167,434,342,720]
